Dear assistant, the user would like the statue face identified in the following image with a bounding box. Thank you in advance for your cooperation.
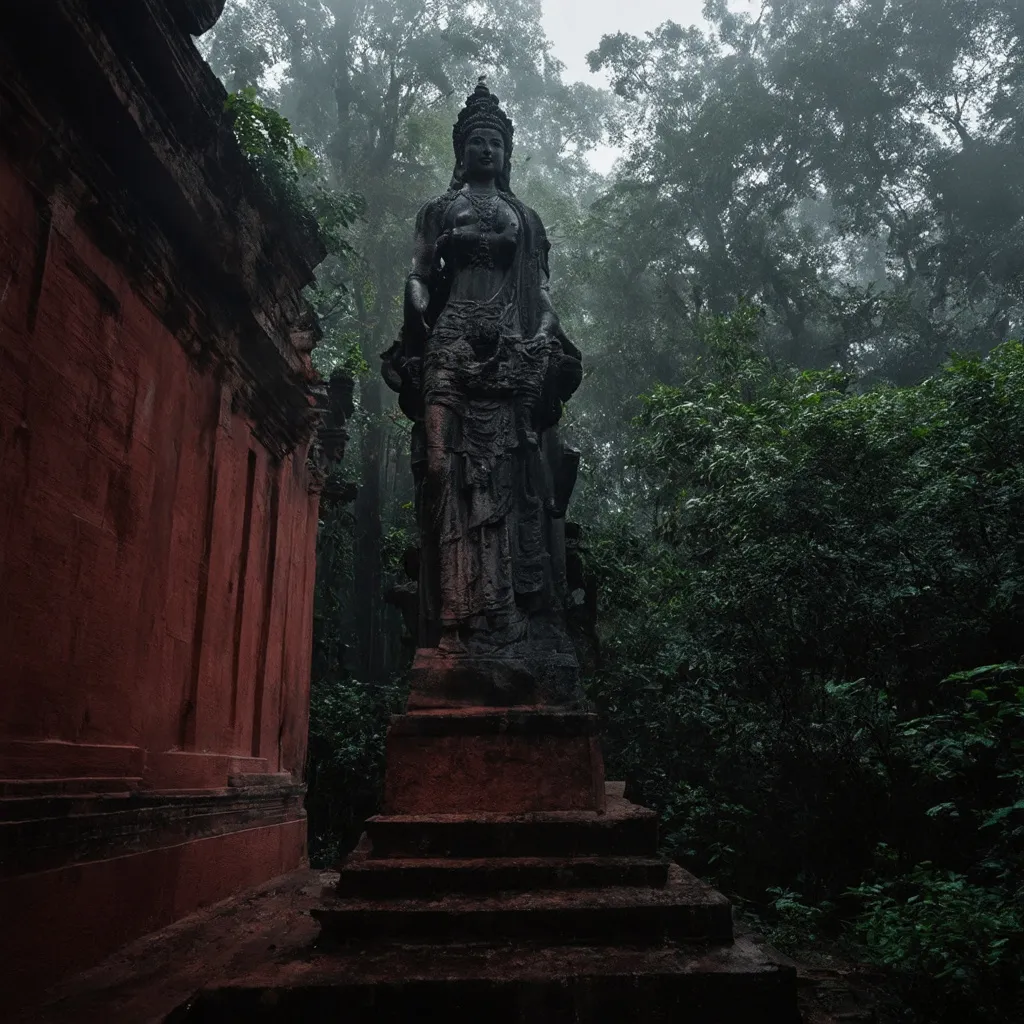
[462,127,505,183]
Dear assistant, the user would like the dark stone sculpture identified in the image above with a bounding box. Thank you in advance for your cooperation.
[382,79,584,708]
[308,367,357,498]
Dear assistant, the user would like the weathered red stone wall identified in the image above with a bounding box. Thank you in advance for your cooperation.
[1,819,308,989]
[0,171,318,787]
[0,3,336,999]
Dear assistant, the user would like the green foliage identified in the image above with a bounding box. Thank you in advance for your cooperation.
[761,888,834,954]
[306,671,407,867]
[381,525,412,574]
[224,86,316,222]
[225,87,362,262]
[307,499,408,866]
[225,85,315,169]
[847,864,1024,1018]
[586,308,1024,1021]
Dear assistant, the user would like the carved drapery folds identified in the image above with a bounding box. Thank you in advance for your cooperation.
[382,81,586,708]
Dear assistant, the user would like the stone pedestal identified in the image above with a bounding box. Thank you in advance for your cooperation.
[158,670,800,1021]
[407,648,584,709]
[381,708,606,814]
[317,783,734,947]
[303,675,802,1023]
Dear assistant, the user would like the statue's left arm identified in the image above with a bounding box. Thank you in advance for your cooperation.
[528,209,583,401]
[529,213,560,347]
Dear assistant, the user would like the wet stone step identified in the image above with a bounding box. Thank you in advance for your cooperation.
[167,934,800,1024]
[314,864,732,946]
[364,794,659,859]
[334,847,673,898]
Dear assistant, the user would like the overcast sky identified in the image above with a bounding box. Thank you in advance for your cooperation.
[541,0,712,170]
[541,0,710,84]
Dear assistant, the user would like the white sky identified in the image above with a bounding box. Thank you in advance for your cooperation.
[542,0,710,83]
[541,0,712,171]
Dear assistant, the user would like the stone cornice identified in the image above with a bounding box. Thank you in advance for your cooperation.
[0,0,328,458]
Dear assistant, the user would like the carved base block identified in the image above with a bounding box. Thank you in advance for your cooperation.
[407,647,583,709]
[381,708,606,815]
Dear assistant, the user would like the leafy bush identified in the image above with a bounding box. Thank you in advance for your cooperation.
[848,863,1023,1020]
[225,87,363,260]
[225,86,317,173]
[306,670,406,867]
[584,309,1024,1020]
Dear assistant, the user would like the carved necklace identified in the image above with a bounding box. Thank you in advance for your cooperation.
[467,191,499,268]
[466,190,499,229]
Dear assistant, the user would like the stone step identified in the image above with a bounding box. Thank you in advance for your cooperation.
[365,792,658,859]
[335,839,672,898]
[314,863,732,945]
[166,934,799,1023]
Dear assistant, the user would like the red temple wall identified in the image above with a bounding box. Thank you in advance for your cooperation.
[0,2,335,999]
[0,133,324,1002]
[0,164,319,787]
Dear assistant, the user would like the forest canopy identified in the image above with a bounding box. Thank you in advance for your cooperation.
[204,3,1024,1020]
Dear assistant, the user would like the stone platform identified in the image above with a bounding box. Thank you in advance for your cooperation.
[31,699,801,1022]
[287,695,803,1023]
[317,785,731,944]
[15,868,868,1024]
[290,781,800,1022]
[170,935,799,1022]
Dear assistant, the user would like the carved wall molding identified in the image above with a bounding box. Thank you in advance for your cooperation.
[0,0,329,460]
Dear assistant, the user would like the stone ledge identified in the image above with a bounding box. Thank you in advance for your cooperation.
[168,934,799,1023]
[366,791,659,859]
[334,835,672,897]
[0,777,143,798]
[315,861,731,946]
[0,782,306,876]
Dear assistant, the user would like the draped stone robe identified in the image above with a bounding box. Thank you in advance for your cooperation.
[383,186,582,656]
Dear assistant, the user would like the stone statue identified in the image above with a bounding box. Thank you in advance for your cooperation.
[382,78,584,708]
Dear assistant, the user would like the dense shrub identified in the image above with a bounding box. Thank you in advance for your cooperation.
[585,311,1024,1021]
[306,495,408,867]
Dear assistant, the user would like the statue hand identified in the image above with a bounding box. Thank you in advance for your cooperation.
[407,276,429,308]
[528,329,560,355]
[406,277,431,338]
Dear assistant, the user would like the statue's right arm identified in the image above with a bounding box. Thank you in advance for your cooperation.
[405,198,444,340]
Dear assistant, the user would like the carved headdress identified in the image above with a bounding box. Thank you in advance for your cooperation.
[451,77,515,191]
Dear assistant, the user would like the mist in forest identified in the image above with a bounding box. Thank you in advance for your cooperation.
[203,5,1024,1020]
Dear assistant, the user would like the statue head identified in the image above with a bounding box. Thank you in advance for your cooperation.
[451,77,514,192]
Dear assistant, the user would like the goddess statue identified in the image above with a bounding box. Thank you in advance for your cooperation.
[382,79,584,707]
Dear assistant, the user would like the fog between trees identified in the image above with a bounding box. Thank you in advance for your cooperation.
[204,4,1024,1020]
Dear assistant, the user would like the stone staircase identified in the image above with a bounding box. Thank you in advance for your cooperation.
[297,706,803,1023]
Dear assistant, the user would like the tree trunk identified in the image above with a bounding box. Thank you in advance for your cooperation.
[353,372,385,682]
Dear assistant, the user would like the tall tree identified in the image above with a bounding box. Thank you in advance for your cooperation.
[582,0,1023,391]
